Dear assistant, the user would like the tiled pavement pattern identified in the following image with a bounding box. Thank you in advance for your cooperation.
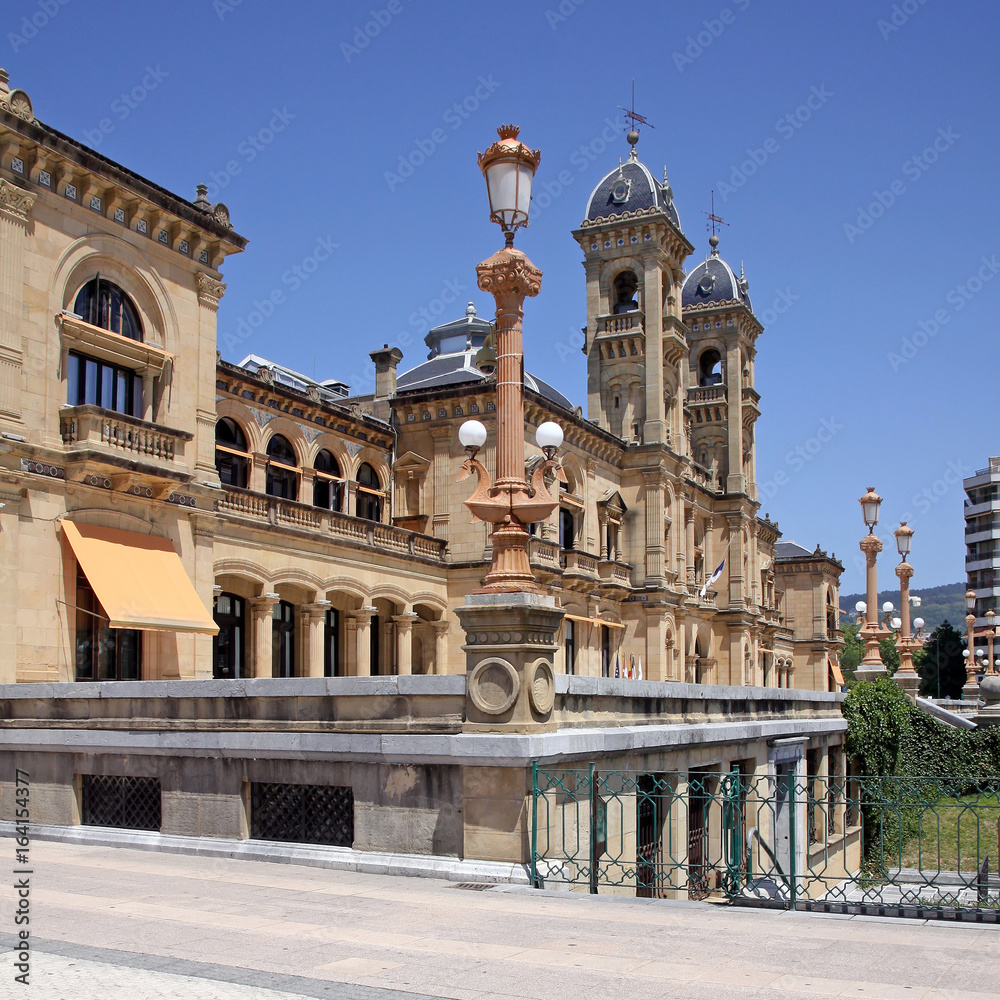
[2,838,999,1000]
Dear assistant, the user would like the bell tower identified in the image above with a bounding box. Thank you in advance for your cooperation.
[572,131,693,448]
[681,234,762,497]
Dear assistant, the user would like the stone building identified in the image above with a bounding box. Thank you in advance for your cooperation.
[0,72,851,888]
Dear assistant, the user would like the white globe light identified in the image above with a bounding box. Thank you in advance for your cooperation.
[963,649,970,659]
[458,419,487,449]
[913,618,925,631]
[891,617,902,630]
[910,596,922,607]
[535,421,564,451]
[855,601,867,614]
[882,601,894,613]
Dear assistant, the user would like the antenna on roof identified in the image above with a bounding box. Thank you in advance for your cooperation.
[618,80,654,155]
[702,190,729,252]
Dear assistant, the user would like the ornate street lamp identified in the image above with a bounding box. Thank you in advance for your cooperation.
[856,487,887,678]
[458,125,564,593]
[892,522,919,699]
[963,588,980,701]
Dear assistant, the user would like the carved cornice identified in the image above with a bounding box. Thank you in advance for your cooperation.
[0,178,35,223]
[476,247,542,303]
[195,272,226,308]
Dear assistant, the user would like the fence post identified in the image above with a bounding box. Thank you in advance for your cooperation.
[530,761,538,889]
[788,769,797,908]
[588,763,597,895]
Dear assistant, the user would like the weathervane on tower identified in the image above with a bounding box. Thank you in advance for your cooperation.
[618,81,654,156]
[702,190,729,254]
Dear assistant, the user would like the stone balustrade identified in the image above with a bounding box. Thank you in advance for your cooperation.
[60,404,189,463]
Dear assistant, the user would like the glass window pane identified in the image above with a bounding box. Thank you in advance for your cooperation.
[84,359,98,404]
[132,374,144,419]
[67,354,80,405]
[116,369,128,414]
[100,364,114,410]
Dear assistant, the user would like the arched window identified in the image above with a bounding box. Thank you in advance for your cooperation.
[74,277,143,341]
[826,591,837,636]
[559,508,575,550]
[213,592,245,679]
[565,619,576,675]
[356,463,383,521]
[272,600,295,677]
[215,418,250,489]
[324,608,340,677]
[699,349,723,387]
[313,449,343,511]
[600,625,610,677]
[613,270,638,314]
[265,435,298,501]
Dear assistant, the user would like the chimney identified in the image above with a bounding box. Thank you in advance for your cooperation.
[369,344,403,421]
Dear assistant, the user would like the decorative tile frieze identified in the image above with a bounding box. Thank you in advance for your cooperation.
[19,458,65,479]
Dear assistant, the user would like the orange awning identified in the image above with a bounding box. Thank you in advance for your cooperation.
[61,520,218,634]
[829,659,845,686]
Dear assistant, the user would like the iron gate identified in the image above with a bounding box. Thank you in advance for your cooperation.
[531,765,1000,921]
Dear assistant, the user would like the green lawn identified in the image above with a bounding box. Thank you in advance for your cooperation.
[894,795,1000,873]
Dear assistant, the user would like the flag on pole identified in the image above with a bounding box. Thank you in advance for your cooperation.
[699,559,726,599]
[629,652,635,679]
[614,652,620,678]
[636,653,643,681]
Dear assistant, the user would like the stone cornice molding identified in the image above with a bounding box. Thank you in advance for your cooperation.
[0,177,35,223]
[195,272,226,309]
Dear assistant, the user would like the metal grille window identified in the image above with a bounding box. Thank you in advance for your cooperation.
[250,782,354,847]
[81,775,161,830]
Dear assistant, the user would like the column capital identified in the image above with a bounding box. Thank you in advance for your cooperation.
[302,600,333,620]
[350,606,377,626]
[476,246,542,304]
[250,592,280,613]
[195,272,226,309]
[429,619,450,635]
[0,178,35,224]
[859,533,883,556]
[393,612,419,630]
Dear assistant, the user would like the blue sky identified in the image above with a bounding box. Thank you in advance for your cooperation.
[7,0,996,594]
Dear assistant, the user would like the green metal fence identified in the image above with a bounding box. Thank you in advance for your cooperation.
[531,764,1000,921]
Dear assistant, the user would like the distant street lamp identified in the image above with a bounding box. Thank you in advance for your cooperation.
[457,125,565,592]
[855,487,888,680]
[963,589,980,701]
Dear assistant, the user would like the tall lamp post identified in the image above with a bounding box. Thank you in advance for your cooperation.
[977,606,1000,725]
[855,487,888,682]
[962,589,979,702]
[891,522,920,700]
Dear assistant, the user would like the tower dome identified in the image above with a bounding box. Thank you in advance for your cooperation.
[682,237,752,311]
[584,144,681,230]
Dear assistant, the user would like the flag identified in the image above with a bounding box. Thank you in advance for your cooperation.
[699,559,726,599]
[614,652,620,678]
[636,653,643,681]
[629,652,635,679]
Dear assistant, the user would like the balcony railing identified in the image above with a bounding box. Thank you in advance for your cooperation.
[217,487,447,562]
[527,536,561,570]
[599,310,643,334]
[60,405,190,464]
[598,559,631,587]
[561,550,600,577]
[688,385,728,405]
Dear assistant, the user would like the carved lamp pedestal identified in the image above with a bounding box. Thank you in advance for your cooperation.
[457,593,563,732]
[854,531,888,683]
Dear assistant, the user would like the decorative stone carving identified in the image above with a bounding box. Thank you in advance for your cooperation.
[528,658,555,715]
[212,202,232,229]
[0,179,36,223]
[195,272,226,308]
[476,246,542,307]
[468,657,520,716]
[2,88,34,123]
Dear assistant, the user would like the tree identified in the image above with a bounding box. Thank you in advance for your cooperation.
[840,621,862,684]
[879,636,900,675]
[913,619,967,699]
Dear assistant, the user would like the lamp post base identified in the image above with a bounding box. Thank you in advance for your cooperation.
[975,674,1000,726]
[477,518,538,594]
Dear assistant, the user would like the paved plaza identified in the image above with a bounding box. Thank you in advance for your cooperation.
[1,837,999,999]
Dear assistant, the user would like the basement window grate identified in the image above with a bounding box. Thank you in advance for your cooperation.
[250,782,354,847]
[453,883,497,891]
[81,775,161,831]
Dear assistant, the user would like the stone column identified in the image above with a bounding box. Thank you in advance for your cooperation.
[0,180,35,422]
[430,619,450,675]
[598,508,609,560]
[351,606,376,677]
[645,609,664,682]
[394,612,418,675]
[685,505,696,589]
[303,601,332,678]
[642,260,665,444]
[643,469,665,587]
[726,514,744,607]
[855,533,886,681]
[250,453,268,495]
[249,593,279,678]
[725,338,744,494]
[194,273,227,480]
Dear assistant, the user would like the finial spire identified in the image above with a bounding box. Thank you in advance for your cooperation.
[702,190,729,254]
[618,80,654,157]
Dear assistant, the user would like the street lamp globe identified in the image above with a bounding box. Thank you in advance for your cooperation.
[966,590,977,612]
[894,521,913,558]
[855,601,866,614]
[859,486,882,531]
[891,617,902,630]
[913,617,925,632]
[882,601,894,613]
[535,421,564,459]
[477,125,541,245]
[458,419,487,455]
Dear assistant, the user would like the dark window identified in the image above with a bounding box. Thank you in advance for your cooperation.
[356,462,383,521]
[213,592,244,679]
[324,608,340,677]
[250,782,354,847]
[81,775,161,831]
[565,618,576,675]
[66,351,143,418]
[266,434,298,500]
[613,270,638,314]
[215,418,249,489]
[559,508,575,550]
[370,613,380,674]
[699,349,723,387]
[272,600,295,677]
[313,449,343,511]
[73,277,143,341]
[75,571,141,681]
[601,625,610,678]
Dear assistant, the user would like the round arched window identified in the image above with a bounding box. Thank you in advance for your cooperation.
[313,449,343,511]
[356,463,383,521]
[215,418,250,489]
[265,435,298,501]
[74,277,143,341]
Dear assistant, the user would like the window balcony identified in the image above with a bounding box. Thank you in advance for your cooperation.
[598,558,632,590]
[60,404,191,471]
[561,549,600,580]
[215,486,447,563]
[688,385,728,405]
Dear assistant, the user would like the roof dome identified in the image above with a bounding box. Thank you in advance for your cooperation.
[682,240,752,311]
[584,147,681,229]
[396,303,574,410]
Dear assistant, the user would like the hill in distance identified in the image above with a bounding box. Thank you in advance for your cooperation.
[839,581,967,634]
